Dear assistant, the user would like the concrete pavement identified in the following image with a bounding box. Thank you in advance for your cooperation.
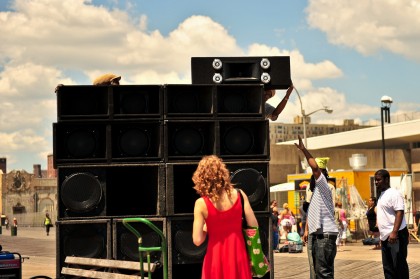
[0,226,419,278]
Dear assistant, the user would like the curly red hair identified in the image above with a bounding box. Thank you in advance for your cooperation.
[192,155,232,201]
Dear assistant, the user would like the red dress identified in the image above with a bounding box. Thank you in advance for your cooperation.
[201,194,252,279]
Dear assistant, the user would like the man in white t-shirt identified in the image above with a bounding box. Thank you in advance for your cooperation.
[375,169,409,279]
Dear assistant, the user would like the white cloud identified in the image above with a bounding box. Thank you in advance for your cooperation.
[306,0,420,61]
[0,0,398,170]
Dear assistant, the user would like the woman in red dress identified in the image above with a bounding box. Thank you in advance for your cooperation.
[192,155,258,279]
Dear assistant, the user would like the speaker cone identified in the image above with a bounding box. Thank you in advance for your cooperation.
[66,129,97,158]
[230,168,266,206]
[61,172,102,213]
[120,231,160,261]
[63,226,105,258]
[223,126,253,155]
[174,229,207,259]
[172,127,204,156]
[118,128,150,156]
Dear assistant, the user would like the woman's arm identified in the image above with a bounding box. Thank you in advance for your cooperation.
[192,198,207,246]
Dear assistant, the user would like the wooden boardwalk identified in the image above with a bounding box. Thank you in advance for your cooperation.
[275,241,420,279]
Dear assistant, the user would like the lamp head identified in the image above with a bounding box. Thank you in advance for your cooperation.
[381,95,393,108]
[324,107,333,114]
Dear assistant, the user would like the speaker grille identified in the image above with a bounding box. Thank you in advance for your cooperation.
[230,168,266,207]
[61,172,103,213]
[66,129,98,158]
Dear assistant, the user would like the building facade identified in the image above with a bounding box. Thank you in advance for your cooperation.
[269,117,372,143]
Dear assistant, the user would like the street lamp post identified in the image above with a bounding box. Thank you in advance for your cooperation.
[381,95,393,168]
[295,89,333,147]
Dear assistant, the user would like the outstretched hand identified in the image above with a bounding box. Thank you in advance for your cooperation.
[294,135,305,151]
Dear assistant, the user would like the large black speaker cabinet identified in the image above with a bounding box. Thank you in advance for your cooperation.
[54,121,163,166]
[56,85,109,120]
[111,121,163,162]
[56,85,163,121]
[191,56,291,89]
[218,119,269,159]
[226,161,270,212]
[166,162,199,215]
[165,121,216,161]
[56,219,111,277]
[53,122,108,166]
[58,164,165,219]
[216,84,264,118]
[112,85,163,119]
[164,85,213,118]
[58,167,107,218]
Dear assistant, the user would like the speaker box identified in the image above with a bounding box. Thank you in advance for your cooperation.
[56,219,111,277]
[166,162,199,215]
[106,164,166,217]
[56,85,110,120]
[165,120,216,161]
[216,84,264,118]
[58,164,166,219]
[111,121,163,162]
[191,56,291,90]
[112,85,163,119]
[58,166,107,218]
[226,161,270,212]
[218,119,269,159]
[53,122,109,167]
[164,85,214,118]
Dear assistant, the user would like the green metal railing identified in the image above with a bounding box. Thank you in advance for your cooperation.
[122,218,168,279]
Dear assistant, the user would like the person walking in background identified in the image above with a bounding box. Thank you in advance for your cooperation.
[295,135,338,279]
[13,217,17,227]
[192,155,258,279]
[335,202,347,250]
[264,84,294,121]
[4,216,9,230]
[375,169,409,279]
[366,196,381,249]
[44,212,53,236]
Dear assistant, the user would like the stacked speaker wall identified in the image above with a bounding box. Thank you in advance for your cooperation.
[54,56,290,278]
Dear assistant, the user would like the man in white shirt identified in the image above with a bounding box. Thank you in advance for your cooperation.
[375,169,409,279]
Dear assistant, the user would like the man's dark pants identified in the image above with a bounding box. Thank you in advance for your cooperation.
[311,234,337,279]
[381,227,409,279]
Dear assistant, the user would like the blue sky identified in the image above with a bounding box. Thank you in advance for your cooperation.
[0,0,419,171]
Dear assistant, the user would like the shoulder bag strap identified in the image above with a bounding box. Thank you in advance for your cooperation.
[237,188,247,229]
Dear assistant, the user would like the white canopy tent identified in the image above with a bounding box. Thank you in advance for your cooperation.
[270,182,295,192]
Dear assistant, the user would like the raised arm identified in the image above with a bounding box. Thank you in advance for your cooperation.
[269,84,294,121]
[294,135,321,179]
